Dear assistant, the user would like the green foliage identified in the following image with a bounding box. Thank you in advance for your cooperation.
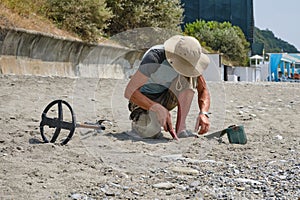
[2,0,45,15]
[254,27,299,53]
[44,0,112,42]
[105,0,183,36]
[184,20,250,66]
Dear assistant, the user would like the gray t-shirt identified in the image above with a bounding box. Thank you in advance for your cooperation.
[139,45,178,94]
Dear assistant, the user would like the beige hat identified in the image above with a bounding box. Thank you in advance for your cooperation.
[164,35,210,77]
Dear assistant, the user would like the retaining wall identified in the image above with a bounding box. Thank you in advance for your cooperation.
[0,27,143,78]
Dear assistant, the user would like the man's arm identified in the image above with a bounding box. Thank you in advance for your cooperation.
[194,75,211,134]
[124,70,156,110]
[197,75,210,112]
[124,70,173,132]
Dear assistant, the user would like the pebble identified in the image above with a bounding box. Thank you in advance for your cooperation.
[168,167,199,175]
[235,178,262,185]
[190,181,200,187]
[274,135,283,140]
[236,187,246,191]
[153,182,175,190]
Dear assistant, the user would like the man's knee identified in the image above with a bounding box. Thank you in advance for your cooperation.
[131,111,161,139]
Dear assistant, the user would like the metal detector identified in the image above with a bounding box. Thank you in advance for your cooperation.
[39,99,110,145]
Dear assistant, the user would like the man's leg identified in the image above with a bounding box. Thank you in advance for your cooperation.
[175,89,195,134]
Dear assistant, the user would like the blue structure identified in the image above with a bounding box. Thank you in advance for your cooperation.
[181,0,254,45]
[269,53,300,81]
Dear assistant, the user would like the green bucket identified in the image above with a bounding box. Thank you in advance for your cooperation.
[225,125,247,144]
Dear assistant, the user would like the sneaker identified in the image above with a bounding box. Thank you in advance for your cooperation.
[177,130,199,138]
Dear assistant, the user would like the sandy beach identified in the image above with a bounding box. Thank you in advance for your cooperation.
[0,74,299,199]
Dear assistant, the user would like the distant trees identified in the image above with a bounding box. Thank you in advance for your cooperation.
[43,0,183,42]
[184,20,250,66]
[44,0,112,42]
[254,27,299,53]
[105,0,183,36]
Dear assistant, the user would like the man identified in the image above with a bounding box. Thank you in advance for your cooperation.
[124,35,211,139]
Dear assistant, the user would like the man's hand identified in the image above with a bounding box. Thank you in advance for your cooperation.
[150,103,179,140]
[194,113,210,135]
[150,103,172,132]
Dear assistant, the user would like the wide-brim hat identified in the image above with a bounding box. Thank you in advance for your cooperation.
[164,35,210,77]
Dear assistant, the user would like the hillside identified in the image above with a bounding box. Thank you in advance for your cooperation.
[254,27,299,53]
[0,3,80,40]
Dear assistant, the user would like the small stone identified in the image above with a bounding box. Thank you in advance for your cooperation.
[190,181,200,187]
[70,193,82,199]
[235,178,262,185]
[160,154,184,161]
[236,187,246,191]
[105,191,115,196]
[253,190,260,194]
[169,167,199,175]
[278,175,287,180]
[16,146,23,151]
[123,186,130,191]
[153,182,175,190]
[274,135,283,140]
[132,191,140,196]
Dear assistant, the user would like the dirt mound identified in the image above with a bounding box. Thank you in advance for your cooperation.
[0,4,79,40]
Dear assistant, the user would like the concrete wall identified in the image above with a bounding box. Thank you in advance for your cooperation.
[0,27,221,80]
[202,54,222,82]
[0,27,144,78]
[230,64,270,82]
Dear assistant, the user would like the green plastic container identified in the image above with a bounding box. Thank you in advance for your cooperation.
[226,125,247,144]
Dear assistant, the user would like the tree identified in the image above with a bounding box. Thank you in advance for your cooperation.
[105,0,183,36]
[44,0,112,42]
[184,20,250,66]
[254,27,299,53]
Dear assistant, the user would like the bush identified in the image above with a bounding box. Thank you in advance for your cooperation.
[105,0,183,36]
[184,20,250,66]
[44,0,112,42]
[2,0,46,16]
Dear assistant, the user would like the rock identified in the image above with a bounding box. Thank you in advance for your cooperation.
[153,182,175,190]
[190,181,200,187]
[70,193,83,200]
[168,167,199,175]
[236,187,246,191]
[235,178,262,185]
[160,154,184,161]
[132,191,140,196]
[274,135,283,140]
[16,146,23,151]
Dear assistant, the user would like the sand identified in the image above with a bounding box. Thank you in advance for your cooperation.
[0,74,299,199]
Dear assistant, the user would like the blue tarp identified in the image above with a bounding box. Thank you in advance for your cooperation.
[269,53,300,81]
[270,54,282,81]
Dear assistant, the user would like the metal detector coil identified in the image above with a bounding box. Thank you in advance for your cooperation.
[39,99,107,145]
